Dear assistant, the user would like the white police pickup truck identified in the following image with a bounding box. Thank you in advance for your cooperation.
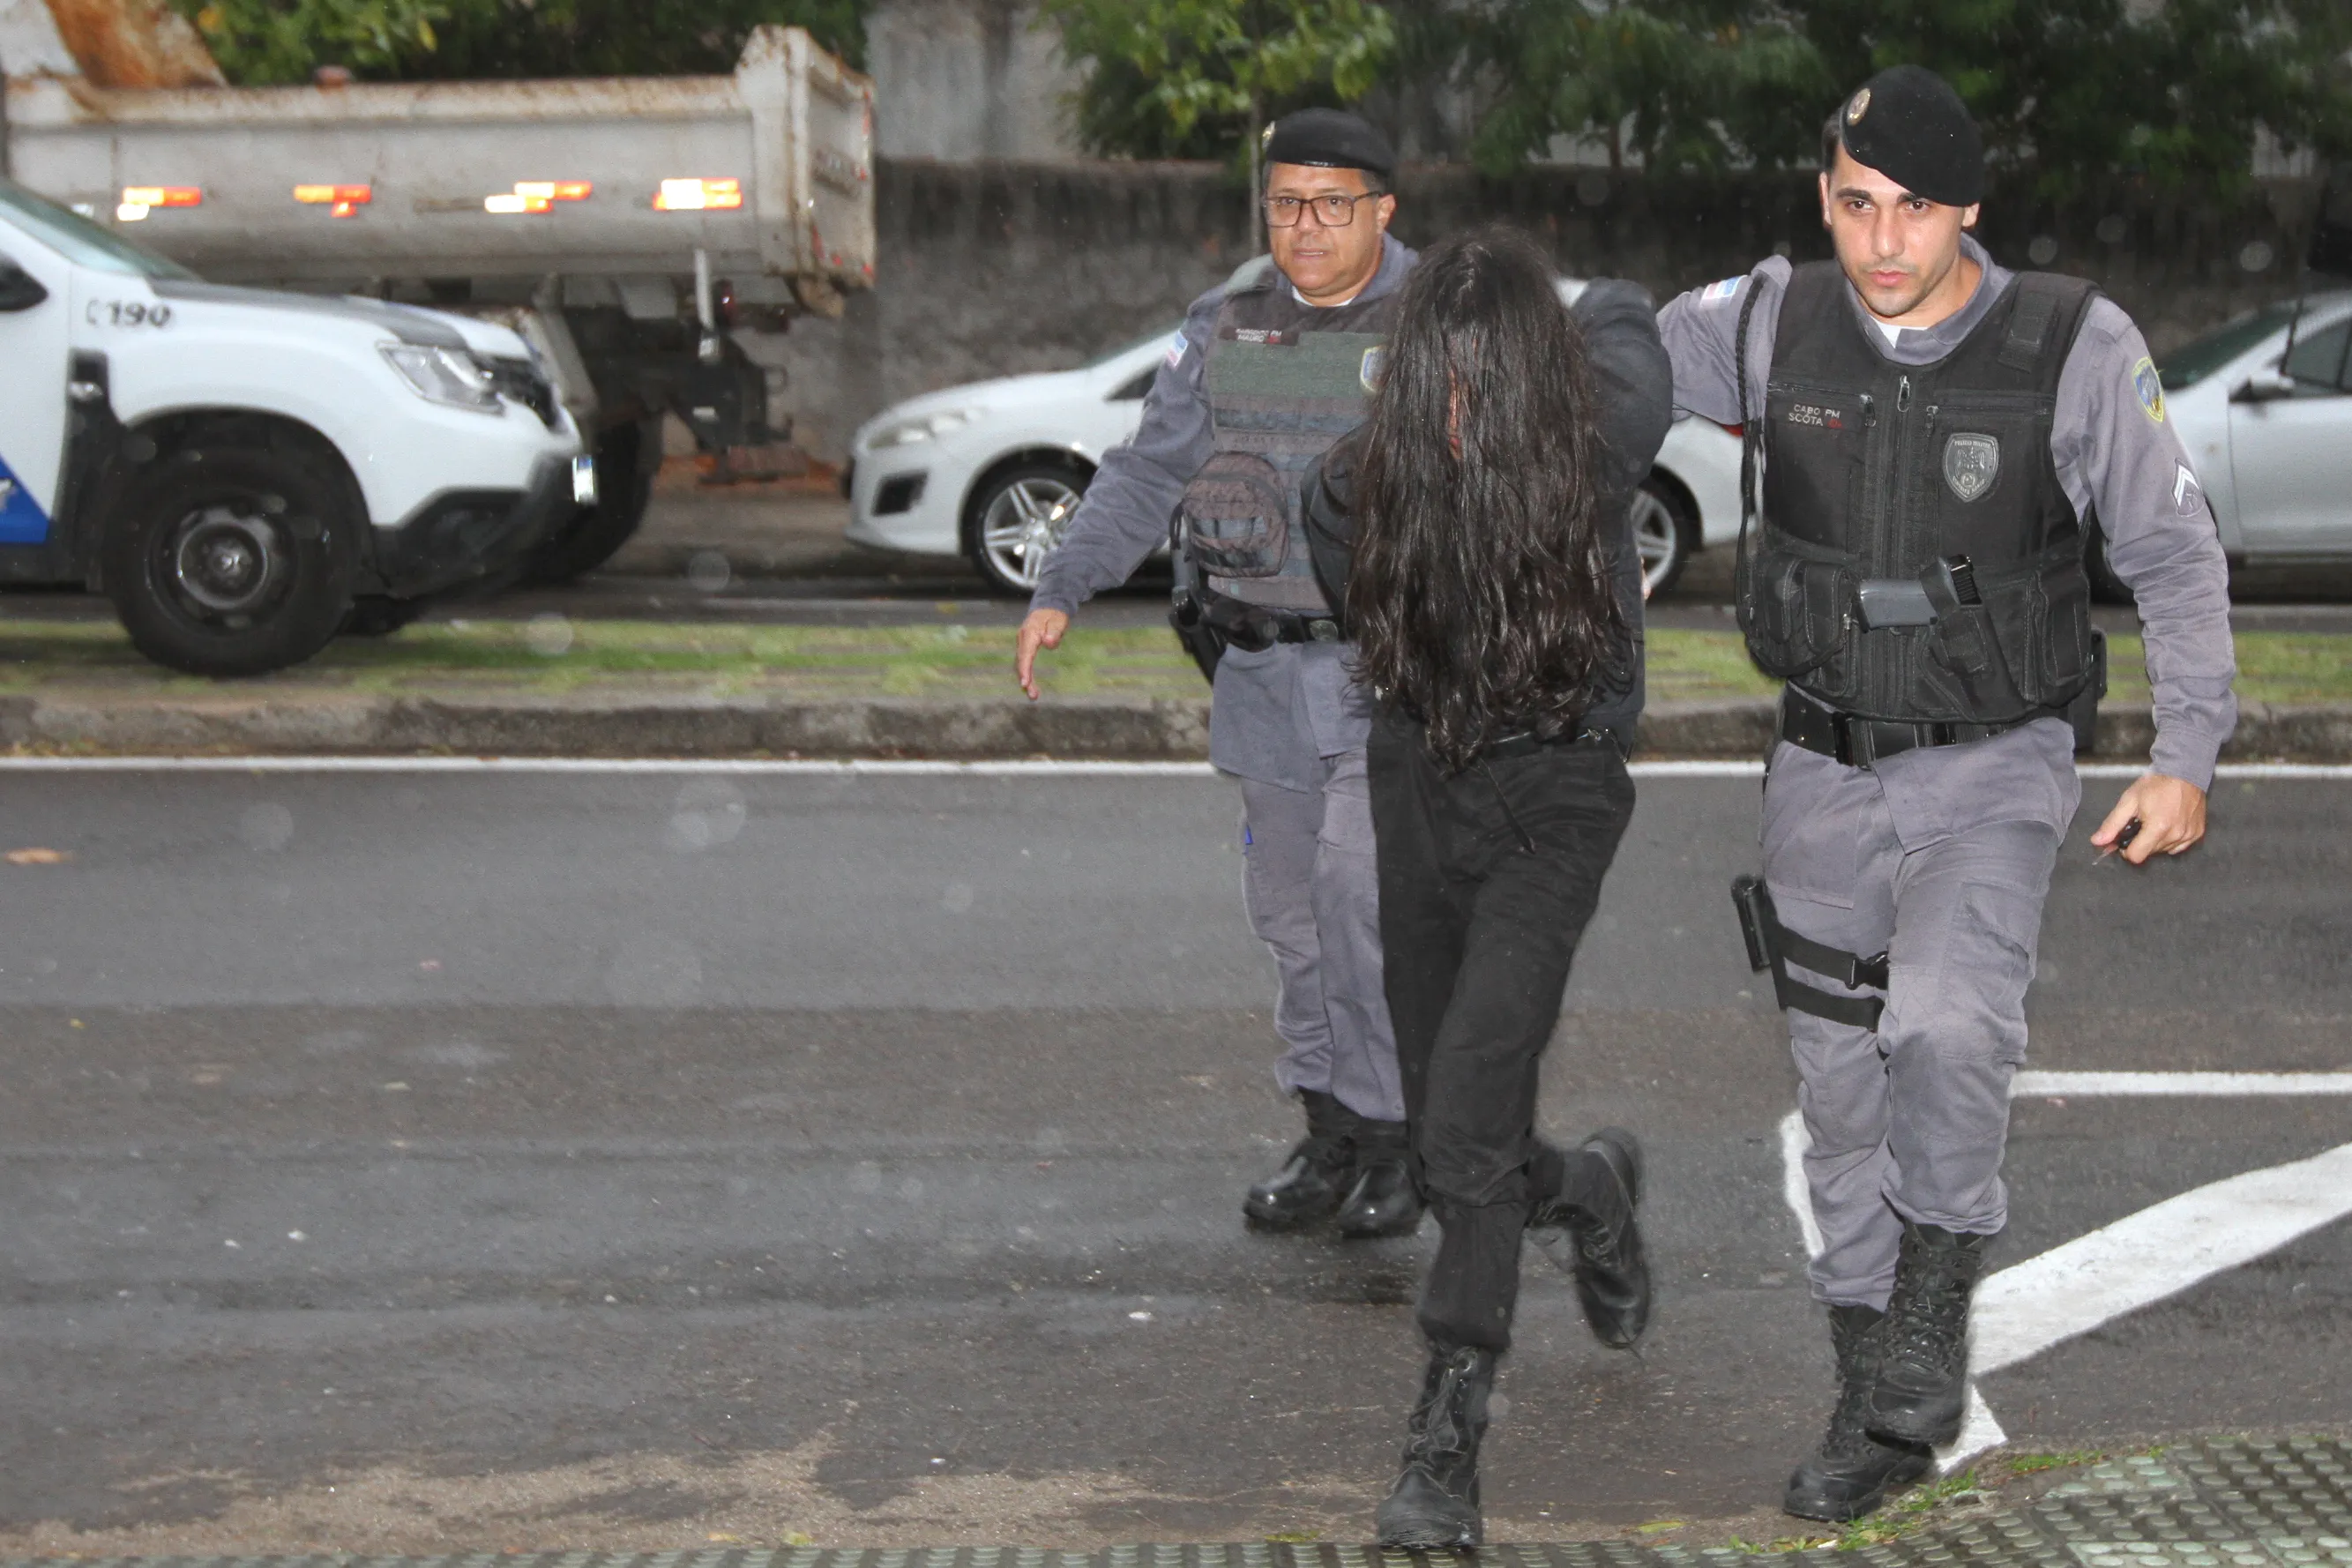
[0,173,589,676]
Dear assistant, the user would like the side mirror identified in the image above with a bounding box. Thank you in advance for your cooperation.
[2230,370,2299,405]
[0,263,48,313]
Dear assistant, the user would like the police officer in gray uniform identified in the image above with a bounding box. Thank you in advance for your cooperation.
[1014,110,1423,1241]
[1658,65,2237,1521]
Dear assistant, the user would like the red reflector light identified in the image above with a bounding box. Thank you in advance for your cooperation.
[295,184,373,206]
[122,186,201,208]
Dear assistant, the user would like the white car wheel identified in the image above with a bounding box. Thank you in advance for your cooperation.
[1632,476,1698,598]
[968,465,1087,595]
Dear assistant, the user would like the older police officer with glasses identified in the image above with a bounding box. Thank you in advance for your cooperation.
[1013,110,1422,1243]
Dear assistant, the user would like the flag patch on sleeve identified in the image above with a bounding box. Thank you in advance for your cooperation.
[1702,276,1745,302]
[1166,331,1190,368]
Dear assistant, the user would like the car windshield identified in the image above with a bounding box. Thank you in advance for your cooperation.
[1083,324,1178,370]
[0,175,197,280]
[2157,303,2298,391]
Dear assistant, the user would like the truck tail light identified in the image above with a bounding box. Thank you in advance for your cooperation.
[117,185,199,220]
[653,178,742,212]
[295,184,373,218]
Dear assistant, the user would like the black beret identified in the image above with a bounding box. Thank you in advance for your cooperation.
[1262,108,1396,184]
[1835,64,1984,207]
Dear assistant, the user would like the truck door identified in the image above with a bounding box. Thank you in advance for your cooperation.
[0,225,71,544]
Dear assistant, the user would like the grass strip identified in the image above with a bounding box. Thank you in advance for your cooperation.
[0,620,2341,706]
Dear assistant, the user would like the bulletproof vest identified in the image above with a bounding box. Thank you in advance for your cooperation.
[1177,275,1398,615]
[1737,261,2102,725]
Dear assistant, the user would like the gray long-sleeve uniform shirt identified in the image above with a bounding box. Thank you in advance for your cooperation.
[1029,235,1420,791]
[1657,235,2238,788]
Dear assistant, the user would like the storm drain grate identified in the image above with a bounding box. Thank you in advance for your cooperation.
[8,1439,2350,1568]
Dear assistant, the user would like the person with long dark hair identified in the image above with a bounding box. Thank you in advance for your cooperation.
[1303,227,1675,1548]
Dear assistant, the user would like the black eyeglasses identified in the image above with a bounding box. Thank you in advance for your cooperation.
[1264,191,1384,228]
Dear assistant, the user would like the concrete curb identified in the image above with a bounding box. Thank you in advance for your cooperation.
[2,693,2347,760]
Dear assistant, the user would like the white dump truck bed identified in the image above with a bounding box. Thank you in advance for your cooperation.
[1,25,874,298]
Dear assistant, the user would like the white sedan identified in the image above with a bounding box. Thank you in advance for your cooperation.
[2134,288,2352,594]
[844,264,1745,596]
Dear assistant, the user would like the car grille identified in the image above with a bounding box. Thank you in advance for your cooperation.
[483,356,562,429]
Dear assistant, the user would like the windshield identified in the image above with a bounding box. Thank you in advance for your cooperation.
[2157,303,2296,390]
[1084,324,1179,370]
[0,175,197,280]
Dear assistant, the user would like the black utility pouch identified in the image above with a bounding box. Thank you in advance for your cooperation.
[2065,629,2109,755]
[1177,452,1292,578]
[1737,542,1855,679]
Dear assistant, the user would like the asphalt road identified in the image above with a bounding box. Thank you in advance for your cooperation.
[1,767,2347,1555]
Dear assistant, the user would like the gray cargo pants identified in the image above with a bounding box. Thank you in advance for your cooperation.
[1239,749,1407,1124]
[1762,717,2081,1310]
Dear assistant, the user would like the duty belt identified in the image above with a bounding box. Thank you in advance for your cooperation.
[1205,601,1343,650]
[1779,689,2032,768]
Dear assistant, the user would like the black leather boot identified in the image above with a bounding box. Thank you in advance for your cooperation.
[1374,1340,1496,1549]
[1530,1127,1651,1349]
[1243,1089,1355,1228]
[1337,1116,1423,1239]
[1867,1221,1993,1445]
[1784,1303,1934,1521]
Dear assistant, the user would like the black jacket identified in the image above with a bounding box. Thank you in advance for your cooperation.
[1303,277,1676,739]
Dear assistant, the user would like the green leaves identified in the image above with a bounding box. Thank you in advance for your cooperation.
[1042,0,1397,161]
[171,0,869,84]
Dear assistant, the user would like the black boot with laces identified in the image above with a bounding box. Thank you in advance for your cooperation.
[1374,1339,1497,1549]
[1784,1303,1934,1521]
[1867,1221,1992,1446]
[1529,1127,1652,1348]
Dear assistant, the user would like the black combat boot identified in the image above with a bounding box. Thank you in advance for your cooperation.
[1784,1303,1934,1521]
[1866,1221,1993,1446]
[1243,1089,1355,1228]
[1530,1127,1651,1349]
[1374,1339,1497,1549]
[1337,1116,1424,1239]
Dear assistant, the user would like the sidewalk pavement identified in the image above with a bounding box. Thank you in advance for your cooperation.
[4,1437,2348,1568]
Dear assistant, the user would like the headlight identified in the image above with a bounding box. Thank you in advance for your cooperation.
[867,408,978,449]
[380,343,504,414]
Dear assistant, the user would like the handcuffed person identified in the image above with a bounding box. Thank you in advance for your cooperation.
[1303,227,1676,1549]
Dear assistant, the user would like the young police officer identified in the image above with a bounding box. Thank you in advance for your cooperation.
[1013,110,1424,1241]
[1658,65,2236,1521]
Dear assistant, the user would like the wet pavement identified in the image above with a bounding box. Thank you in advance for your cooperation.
[0,768,2346,1554]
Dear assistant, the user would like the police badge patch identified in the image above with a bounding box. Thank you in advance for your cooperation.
[1360,344,1386,392]
[2132,355,2166,423]
[1943,432,1999,502]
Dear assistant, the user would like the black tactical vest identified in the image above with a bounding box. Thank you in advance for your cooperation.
[1177,274,1398,616]
[1737,261,2102,724]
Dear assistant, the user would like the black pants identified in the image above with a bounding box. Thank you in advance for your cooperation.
[1367,707,1636,1353]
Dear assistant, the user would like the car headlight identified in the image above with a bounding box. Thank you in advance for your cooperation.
[380,343,505,414]
[867,408,978,449]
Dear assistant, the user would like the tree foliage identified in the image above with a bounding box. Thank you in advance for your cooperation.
[1040,0,1396,162]
[175,0,866,85]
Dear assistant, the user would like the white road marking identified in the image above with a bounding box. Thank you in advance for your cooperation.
[2014,1070,2352,1096]
[0,756,2346,780]
[1776,1071,2352,1472]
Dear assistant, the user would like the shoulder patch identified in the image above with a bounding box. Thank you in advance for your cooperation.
[1165,330,1190,368]
[1701,276,1745,303]
[2132,355,2166,423]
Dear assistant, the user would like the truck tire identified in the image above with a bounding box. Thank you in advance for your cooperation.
[522,417,659,585]
[103,444,358,677]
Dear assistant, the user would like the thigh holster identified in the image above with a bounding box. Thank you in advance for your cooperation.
[1731,873,1887,1029]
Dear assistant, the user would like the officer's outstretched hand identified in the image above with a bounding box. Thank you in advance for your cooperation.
[2092,772,2208,864]
[1015,609,1069,701]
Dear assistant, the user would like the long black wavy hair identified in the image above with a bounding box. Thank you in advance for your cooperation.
[1348,225,1628,771]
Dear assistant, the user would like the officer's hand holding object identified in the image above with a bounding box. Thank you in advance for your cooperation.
[2092,772,2207,863]
[1013,608,1067,701]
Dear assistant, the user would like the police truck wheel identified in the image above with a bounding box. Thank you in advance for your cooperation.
[522,417,659,585]
[1633,474,1699,598]
[965,463,1088,595]
[103,444,357,677]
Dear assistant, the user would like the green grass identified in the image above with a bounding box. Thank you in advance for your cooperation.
[0,618,2343,707]
[1833,1468,1990,1549]
[2006,1448,2106,1475]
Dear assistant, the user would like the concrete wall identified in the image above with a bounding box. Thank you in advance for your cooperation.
[864,0,1083,161]
[774,158,2329,462]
